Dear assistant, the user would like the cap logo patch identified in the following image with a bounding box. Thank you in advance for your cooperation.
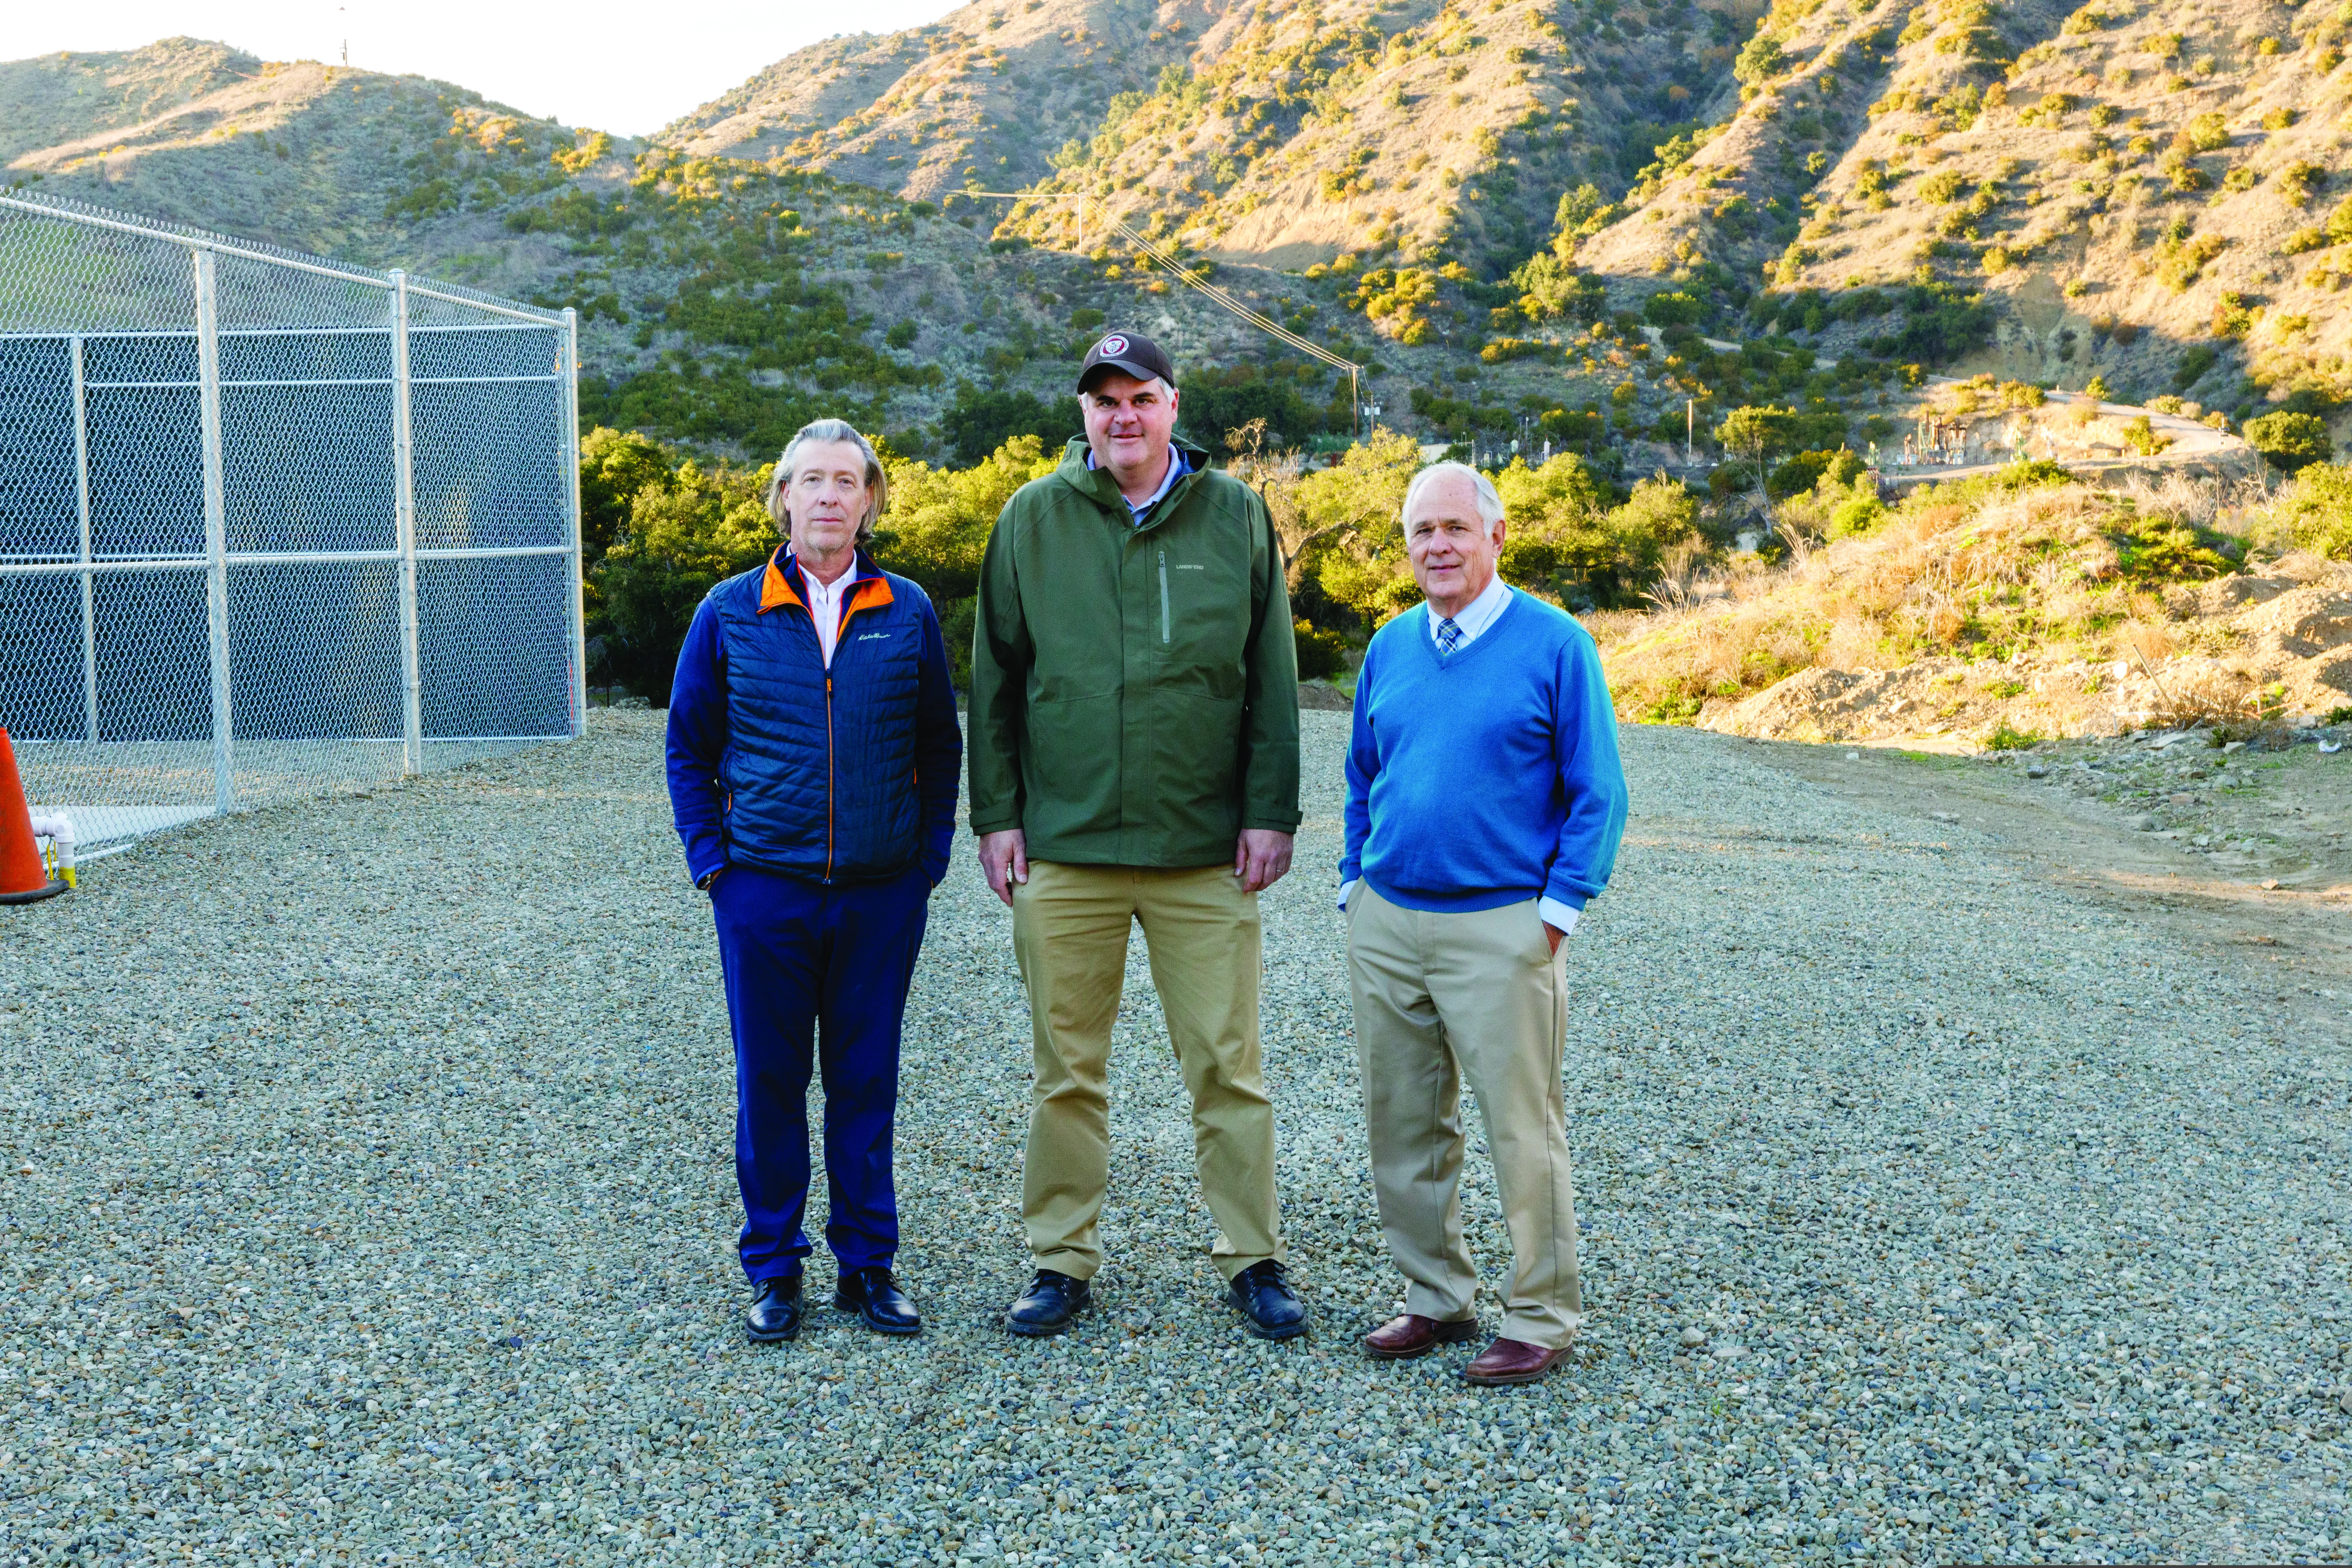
[1098,334,1129,357]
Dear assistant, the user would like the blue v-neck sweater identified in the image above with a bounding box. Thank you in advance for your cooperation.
[1340,588,1628,913]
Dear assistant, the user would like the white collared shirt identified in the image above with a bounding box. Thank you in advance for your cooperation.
[1087,446,1189,524]
[1338,572,1580,938]
[801,559,867,668]
[1426,569,1513,649]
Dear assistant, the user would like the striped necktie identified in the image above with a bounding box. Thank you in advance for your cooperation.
[1435,616,1463,655]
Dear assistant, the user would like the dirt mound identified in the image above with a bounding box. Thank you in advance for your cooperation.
[1700,563,2352,744]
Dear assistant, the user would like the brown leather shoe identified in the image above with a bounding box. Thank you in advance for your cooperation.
[1363,1314,1480,1360]
[1464,1337,1567,1385]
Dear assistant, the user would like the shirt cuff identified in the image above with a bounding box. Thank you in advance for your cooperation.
[1337,878,1356,912]
[1538,897,1581,936]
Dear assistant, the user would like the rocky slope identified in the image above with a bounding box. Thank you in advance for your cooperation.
[661,0,1198,203]
[1571,0,2352,439]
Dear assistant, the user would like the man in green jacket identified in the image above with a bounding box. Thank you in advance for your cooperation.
[970,331,1306,1339]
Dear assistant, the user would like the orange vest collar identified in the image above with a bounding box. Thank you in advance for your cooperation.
[842,574,895,623]
[758,549,803,614]
[759,552,893,620]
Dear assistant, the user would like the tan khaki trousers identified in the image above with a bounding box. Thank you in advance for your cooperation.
[1346,881,1582,1349]
[1011,860,1284,1282]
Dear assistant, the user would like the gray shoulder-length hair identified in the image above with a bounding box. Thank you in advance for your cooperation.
[765,418,889,542]
[1401,460,1505,538]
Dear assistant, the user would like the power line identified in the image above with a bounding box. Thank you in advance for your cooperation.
[965,189,1367,430]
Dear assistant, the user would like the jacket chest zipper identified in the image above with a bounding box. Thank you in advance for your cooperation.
[1158,548,1170,644]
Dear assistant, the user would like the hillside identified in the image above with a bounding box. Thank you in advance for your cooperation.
[17,1,2352,474]
[1589,460,2352,743]
[662,0,1199,202]
[1569,0,2352,444]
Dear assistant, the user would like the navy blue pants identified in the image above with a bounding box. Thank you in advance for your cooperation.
[710,861,929,1284]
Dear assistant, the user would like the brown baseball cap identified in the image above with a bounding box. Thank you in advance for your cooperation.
[1076,330,1178,392]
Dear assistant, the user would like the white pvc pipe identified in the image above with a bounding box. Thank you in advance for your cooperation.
[27,812,75,887]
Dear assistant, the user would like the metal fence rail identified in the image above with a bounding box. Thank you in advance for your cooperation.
[0,190,585,849]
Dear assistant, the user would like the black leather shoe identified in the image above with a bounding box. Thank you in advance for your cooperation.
[1006,1269,1092,1337]
[744,1275,802,1344]
[1227,1259,1307,1340]
[834,1266,921,1335]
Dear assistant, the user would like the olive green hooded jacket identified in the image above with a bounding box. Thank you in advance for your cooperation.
[967,435,1301,867]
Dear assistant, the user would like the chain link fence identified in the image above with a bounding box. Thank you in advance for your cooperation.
[0,191,585,851]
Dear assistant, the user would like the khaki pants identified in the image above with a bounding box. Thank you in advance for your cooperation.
[1346,881,1582,1348]
[1010,860,1284,1282]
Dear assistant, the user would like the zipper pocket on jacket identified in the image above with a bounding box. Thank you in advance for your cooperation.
[1158,548,1170,644]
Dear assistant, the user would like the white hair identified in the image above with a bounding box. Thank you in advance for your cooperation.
[1401,461,1505,538]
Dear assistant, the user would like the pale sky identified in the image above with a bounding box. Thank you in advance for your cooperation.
[7,0,967,138]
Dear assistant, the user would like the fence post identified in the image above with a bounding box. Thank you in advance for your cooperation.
[71,335,97,744]
[562,306,587,738]
[192,247,233,817]
[390,270,423,776]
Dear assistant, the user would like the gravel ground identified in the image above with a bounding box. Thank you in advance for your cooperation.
[2,709,2347,1567]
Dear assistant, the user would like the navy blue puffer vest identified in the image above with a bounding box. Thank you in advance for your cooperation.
[710,551,931,883]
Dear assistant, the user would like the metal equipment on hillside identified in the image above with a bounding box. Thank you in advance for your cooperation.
[0,190,585,854]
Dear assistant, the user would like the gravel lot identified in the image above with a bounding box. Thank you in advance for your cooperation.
[2,709,2346,1566]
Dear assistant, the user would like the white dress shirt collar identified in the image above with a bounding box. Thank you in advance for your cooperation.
[1426,570,1513,649]
[796,554,868,668]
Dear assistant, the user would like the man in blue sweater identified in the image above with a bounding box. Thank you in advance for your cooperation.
[1340,460,1628,1386]
[667,419,962,1345]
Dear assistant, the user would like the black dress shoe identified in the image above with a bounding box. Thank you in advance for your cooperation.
[1227,1259,1307,1340]
[744,1275,803,1344]
[1006,1269,1092,1337]
[834,1266,921,1335]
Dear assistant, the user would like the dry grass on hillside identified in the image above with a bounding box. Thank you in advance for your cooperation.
[1588,469,2346,742]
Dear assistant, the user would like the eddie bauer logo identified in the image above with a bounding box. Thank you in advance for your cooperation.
[857,631,891,640]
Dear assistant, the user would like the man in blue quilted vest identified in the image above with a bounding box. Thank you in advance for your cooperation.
[666,418,963,1345]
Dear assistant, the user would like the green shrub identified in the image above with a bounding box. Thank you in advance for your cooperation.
[1735,34,1789,85]
[2273,460,2352,556]
[1480,336,1557,364]
[2242,410,2333,470]
[2183,111,2230,153]
[1985,719,2043,750]
[1642,290,1706,327]
[1767,449,1839,498]
[1830,489,1888,536]
[1294,620,1349,680]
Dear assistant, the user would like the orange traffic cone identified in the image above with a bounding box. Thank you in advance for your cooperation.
[0,728,68,906]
